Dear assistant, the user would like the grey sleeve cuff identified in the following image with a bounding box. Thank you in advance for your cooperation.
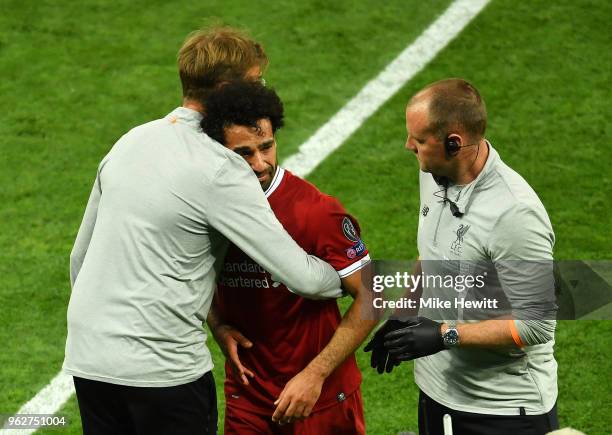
[515,320,556,346]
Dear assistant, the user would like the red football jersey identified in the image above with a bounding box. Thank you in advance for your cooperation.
[216,167,370,414]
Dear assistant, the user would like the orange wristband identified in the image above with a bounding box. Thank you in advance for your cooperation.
[508,320,525,347]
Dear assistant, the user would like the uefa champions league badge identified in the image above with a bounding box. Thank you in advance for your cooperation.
[342,217,366,259]
[341,217,359,242]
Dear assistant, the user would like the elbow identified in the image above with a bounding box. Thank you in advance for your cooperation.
[514,320,556,346]
[270,274,322,299]
[296,280,320,297]
[293,284,333,300]
[539,328,555,344]
[276,272,341,300]
[289,282,343,300]
[525,331,554,346]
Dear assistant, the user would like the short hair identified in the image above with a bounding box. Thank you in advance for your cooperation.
[200,81,284,144]
[177,26,268,101]
[418,78,487,141]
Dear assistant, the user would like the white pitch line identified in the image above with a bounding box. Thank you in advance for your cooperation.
[0,372,74,434]
[3,1,490,433]
[283,0,491,177]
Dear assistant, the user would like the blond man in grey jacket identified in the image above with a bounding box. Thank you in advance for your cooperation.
[64,28,342,435]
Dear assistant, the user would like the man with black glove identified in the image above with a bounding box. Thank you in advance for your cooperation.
[365,79,558,435]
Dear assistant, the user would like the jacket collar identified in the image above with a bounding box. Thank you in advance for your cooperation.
[433,141,499,215]
[452,141,498,215]
[165,107,203,130]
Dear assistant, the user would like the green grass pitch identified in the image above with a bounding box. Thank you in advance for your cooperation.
[1,0,611,434]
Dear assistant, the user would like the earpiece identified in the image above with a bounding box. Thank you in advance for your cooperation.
[445,137,460,156]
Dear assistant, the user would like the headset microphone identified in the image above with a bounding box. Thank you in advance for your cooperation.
[448,198,462,217]
[443,183,463,217]
[433,176,464,217]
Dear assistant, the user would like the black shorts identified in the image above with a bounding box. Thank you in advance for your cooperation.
[73,372,217,435]
[418,390,559,435]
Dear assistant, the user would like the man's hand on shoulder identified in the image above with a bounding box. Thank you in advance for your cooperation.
[212,324,255,386]
[271,367,324,425]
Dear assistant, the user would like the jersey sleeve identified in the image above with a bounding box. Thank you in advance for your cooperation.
[309,196,371,278]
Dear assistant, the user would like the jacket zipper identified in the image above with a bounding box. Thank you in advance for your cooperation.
[433,201,445,246]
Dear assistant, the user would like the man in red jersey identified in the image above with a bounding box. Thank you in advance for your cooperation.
[201,81,377,434]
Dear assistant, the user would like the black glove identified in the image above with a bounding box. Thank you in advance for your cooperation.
[383,317,445,361]
[364,319,419,373]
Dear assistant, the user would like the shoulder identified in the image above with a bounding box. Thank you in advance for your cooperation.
[486,167,555,259]
[493,162,543,206]
[280,172,368,273]
[108,114,187,153]
[478,153,551,226]
[98,118,166,168]
[280,170,362,240]
[118,114,180,143]
[477,150,555,260]
[104,112,250,182]
[284,171,347,219]
[213,151,254,181]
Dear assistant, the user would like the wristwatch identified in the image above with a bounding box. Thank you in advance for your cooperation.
[442,324,460,348]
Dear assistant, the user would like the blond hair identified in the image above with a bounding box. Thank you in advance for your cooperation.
[177,26,268,101]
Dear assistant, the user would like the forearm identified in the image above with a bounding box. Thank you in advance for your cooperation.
[208,161,341,299]
[206,298,225,338]
[217,218,342,300]
[207,296,255,385]
[305,299,377,379]
[442,319,517,347]
[440,315,556,349]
